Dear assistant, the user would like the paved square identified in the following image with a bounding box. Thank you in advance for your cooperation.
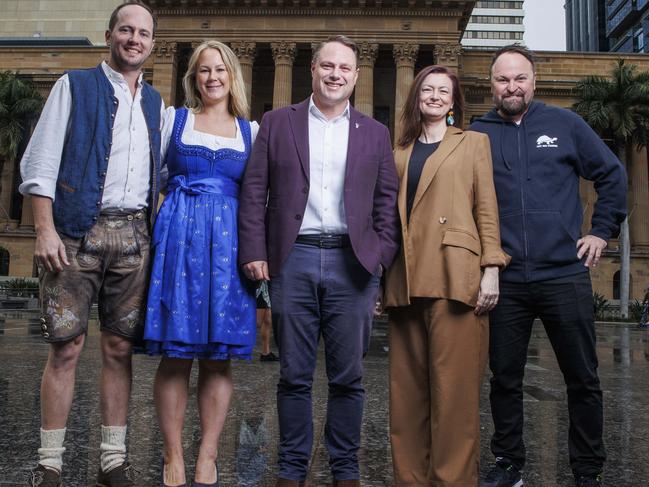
[1,317,647,486]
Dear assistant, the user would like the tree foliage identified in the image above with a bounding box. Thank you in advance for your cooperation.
[573,59,649,151]
[0,71,43,165]
[573,59,649,319]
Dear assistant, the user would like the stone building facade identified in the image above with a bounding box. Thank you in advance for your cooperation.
[0,0,648,302]
[0,0,122,45]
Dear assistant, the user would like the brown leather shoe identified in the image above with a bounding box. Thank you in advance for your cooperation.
[333,481,360,487]
[275,478,309,487]
[96,462,137,486]
[28,465,62,487]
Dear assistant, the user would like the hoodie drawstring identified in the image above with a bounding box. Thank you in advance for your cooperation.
[500,122,512,171]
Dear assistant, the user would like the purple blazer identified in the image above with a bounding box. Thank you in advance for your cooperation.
[238,98,400,277]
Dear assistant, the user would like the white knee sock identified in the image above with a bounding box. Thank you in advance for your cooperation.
[38,428,66,473]
[100,425,127,473]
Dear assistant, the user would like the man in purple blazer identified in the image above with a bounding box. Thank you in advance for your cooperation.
[239,35,399,487]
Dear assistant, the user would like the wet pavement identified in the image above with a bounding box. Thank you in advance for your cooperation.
[1,315,648,486]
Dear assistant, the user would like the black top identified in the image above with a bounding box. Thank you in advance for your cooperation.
[406,139,440,222]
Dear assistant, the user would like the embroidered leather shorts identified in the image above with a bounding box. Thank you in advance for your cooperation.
[39,211,150,343]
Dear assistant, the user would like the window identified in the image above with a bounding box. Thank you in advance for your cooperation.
[633,26,644,52]
[475,1,524,8]
[464,31,524,40]
[470,16,523,24]
[0,248,9,276]
[613,270,633,300]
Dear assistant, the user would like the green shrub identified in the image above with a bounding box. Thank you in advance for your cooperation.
[0,277,39,297]
[593,292,609,321]
[629,299,644,322]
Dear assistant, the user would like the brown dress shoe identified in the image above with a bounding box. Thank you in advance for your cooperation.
[96,462,137,487]
[28,465,63,487]
[275,478,309,487]
[333,481,360,487]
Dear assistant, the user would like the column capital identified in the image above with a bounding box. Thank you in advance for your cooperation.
[358,42,379,66]
[271,41,297,65]
[231,41,257,63]
[153,40,178,62]
[393,43,419,68]
[433,43,462,65]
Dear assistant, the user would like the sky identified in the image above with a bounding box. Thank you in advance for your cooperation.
[523,0,567,51]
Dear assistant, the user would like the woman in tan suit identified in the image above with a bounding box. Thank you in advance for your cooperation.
[384,65,510,487]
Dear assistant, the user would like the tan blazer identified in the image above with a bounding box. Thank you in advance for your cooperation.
[384,127,510,308]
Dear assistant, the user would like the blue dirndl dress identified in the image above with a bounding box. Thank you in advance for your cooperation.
[144,107,256,360]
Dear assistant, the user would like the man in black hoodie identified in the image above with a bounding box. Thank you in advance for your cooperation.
[470,45,627,487]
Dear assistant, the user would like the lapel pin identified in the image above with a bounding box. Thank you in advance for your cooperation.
[355,122,359,129]
[439,216,447,224]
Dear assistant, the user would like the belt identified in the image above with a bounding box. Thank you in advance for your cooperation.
[295,234,351,249]
[99,209,146,221]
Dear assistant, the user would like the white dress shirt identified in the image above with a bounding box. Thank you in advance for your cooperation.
[300,96,350,235]
[20,61,165,211]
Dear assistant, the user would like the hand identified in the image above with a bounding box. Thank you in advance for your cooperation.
[243,260,270,281]
[576,235,607,268]
[475,266,499,315]
[34,227,69,272]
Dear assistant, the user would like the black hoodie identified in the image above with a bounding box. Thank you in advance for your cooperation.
[469,101,627,283]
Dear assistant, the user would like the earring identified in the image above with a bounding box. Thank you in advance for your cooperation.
[446,109,455,126]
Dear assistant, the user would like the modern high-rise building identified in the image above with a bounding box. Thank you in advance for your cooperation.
[461,0,525,50]
[606,0,649,52]
[565,0,609,51]
[565,0,648,53]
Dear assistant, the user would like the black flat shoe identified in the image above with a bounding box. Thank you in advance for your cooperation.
[260,351,280,362]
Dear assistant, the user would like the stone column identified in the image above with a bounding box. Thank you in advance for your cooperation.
[433,42,463,72]
[630,145,649,250]
[0,159,14,222]
[579,179,596,236]
[231,41,256,106]
[152,40,179,107]
[393,43,419,142]
[20,195,34,227]
[355,42,378,117]
[271,41,297,109]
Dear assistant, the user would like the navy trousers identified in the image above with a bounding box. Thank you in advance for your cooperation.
[269,243,380,481]
[488,272,606,478]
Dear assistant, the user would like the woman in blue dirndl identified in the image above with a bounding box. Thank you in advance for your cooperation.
[144,40,257,487]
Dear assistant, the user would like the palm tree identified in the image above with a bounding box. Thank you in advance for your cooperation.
[573,59,649,318]
[0,71,43,203]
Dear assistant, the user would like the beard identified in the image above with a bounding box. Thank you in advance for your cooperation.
[495,93,529,117]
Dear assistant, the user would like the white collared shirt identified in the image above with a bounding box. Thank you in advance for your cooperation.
[20,61,165,210]
[300,95,350,235]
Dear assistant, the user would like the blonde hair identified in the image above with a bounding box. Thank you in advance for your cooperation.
[182,40,249,119]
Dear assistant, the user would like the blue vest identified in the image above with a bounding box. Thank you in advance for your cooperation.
[52,64,162,237]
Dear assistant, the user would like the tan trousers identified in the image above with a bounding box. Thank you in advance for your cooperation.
[389,298,489,487]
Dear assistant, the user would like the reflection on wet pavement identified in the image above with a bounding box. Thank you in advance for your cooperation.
[1,316,648,486]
